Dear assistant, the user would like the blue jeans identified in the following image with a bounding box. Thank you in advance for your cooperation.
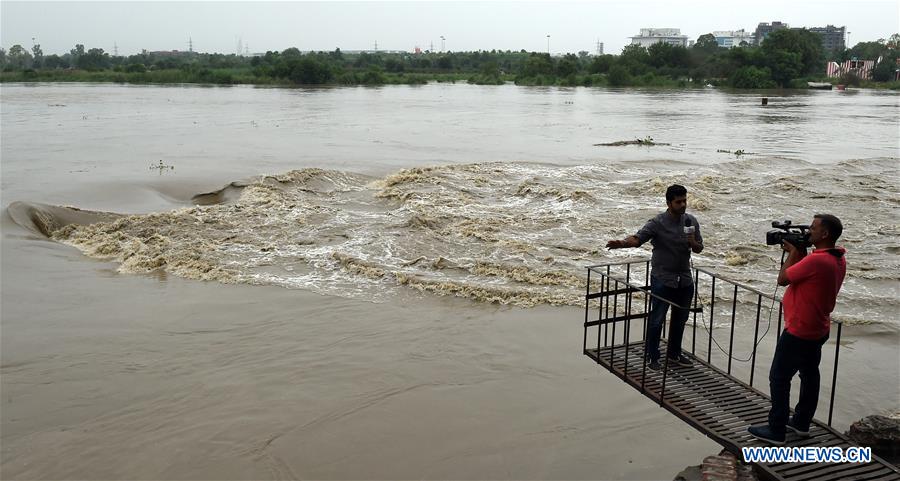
[767,330,829,435]
[645,276,694,362]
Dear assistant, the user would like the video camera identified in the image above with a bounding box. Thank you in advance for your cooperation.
[766,220,811,249]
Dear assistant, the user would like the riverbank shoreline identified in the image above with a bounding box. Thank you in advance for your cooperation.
[4,71,899,90]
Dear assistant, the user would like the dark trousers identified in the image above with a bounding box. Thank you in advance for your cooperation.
[645,276,694,362]
[767,330,829,435]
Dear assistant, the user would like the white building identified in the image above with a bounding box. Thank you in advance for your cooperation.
[629,28,689,48]
[712,30,754,48]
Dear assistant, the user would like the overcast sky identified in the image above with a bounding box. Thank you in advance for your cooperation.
[2,1,898,56]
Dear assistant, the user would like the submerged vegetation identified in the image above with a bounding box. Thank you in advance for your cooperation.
[2,32,899,89]
[595,137,671,147]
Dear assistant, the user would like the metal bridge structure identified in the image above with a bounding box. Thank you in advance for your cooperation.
[583,258,900,481]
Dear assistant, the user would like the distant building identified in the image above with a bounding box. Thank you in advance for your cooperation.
[753,21,789,45]
[826,59,876,79]
[808,25,847,52]
[712,29,754,48]
[630,28,689,48]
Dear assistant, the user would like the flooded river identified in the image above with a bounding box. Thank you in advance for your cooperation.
[2,83,898,479]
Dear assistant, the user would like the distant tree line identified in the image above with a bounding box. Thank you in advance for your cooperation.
[2,31,898,88]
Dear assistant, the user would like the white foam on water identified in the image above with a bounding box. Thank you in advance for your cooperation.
[38,157,898,324]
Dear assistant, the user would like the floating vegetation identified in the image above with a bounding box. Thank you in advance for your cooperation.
[725,252,750,266]
[717,149,750,156]
[595,136,670,147]
[150,159,175,174]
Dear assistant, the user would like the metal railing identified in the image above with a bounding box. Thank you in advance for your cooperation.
[582,258,844,426]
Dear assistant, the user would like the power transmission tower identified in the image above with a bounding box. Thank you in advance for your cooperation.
[374,40,378,52]
[596,39,603,55]
[188,36,193,53]
[114,42,119,56]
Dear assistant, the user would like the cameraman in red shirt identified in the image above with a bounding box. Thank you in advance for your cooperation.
[749,214,847,445]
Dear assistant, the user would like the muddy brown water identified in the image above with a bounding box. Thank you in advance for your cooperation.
[2,83,898,480]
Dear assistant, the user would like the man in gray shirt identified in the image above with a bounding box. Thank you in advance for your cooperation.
[606,184,704,370]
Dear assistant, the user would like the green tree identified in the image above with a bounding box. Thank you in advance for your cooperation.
[359,65,386,84]
[0,48,6,69]
[46,54,70,69]
[887,34,900,50]
[31,43,43,69]
[289,57,333,84]
[384,57,404,72]
[765,49,802,87]
[620,44,649,65]
[619,44,650,75]
[839,71,861,86]
[436,55,453,70]
[521,53,554,77]
[694,33,720,53]
[69,44,85,67]
[556,53,580,76]
[607,64,632,86]
[479,60,500,77]
[730,66,775,88]
[843,41,886,61]
[354,52,383,68]
[77,47,111,70]
[7,44,32,69]
[588,54,614,73]
[872,59,892,81]
[648,42,690,69]
[762,29,823,77]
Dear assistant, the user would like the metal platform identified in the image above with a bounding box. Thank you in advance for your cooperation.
[587,341,899,480]
[582,259,900,481]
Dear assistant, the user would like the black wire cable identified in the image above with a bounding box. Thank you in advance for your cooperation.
[691,250,785,363]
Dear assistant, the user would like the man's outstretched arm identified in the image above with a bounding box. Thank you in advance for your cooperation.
[606,236,641,250]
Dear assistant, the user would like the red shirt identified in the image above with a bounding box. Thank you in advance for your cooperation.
[782,247,847,340]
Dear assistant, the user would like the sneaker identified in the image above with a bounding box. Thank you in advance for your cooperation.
[787,419,811,438]
[748,425,785,445]
[648,360,661,371]
[668,354,693,367]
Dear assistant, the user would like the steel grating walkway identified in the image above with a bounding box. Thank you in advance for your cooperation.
[586,340,900,481]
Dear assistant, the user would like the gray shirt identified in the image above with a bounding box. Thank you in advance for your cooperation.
[635,212,703,288]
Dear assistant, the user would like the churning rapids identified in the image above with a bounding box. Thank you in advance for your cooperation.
[10,156,899,325]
